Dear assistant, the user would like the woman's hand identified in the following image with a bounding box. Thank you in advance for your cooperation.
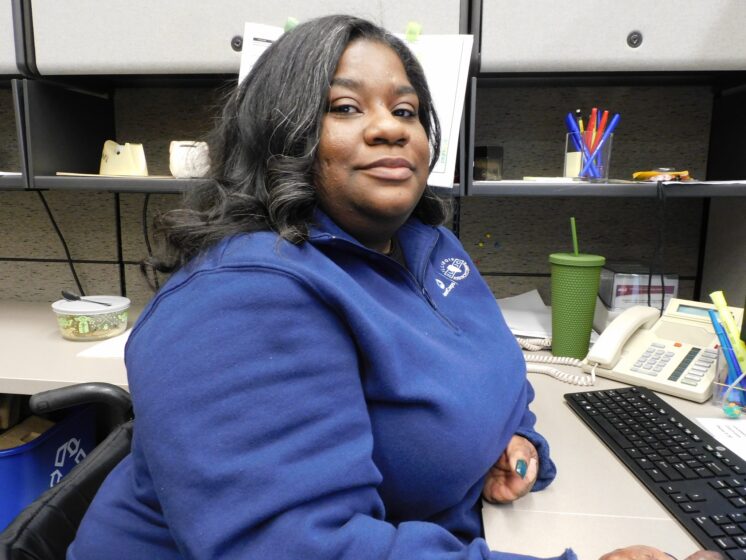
[599,546,723,560]
[482,435,539,504]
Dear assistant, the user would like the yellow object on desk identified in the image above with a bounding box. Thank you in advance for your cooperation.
[632,170,690,181]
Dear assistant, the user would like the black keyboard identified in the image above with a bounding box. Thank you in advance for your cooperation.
[566,386,746,557]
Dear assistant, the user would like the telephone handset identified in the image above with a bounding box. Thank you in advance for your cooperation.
[581,298,744,403]
[584,306,659,369]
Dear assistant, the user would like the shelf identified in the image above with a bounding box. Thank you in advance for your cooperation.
[0,173,24,190]
[28,177,464,197]
[32,175,195,193]
[469,180,746,197]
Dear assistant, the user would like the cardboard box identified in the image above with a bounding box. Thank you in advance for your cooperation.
[0,416,55,451]
[599,262,678,311]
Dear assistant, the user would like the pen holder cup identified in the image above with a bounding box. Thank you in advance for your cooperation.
[711,348,746,418]
[564,131,613,180]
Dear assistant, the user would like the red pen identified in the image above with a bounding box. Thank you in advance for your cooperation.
[586,107,598,149]
[592,110,609,152]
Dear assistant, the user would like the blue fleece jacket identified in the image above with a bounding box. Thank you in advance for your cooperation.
[68,210,576,560]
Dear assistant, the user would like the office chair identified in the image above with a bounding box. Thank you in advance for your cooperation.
[0,383,133,560]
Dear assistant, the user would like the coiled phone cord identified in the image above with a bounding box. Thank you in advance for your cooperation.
[518,337,596,386]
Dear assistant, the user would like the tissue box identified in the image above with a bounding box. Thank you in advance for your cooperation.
[599,262,678,311]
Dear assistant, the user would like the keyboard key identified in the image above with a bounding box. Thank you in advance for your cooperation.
[726,549,746,560]
[730,513,746,523]
[695,516,725,537]
[717,537,737,550]
[645,468,668,483]
[731,497,746,508]
[724,524,744,536]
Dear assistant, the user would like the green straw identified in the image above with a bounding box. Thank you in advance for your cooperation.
[570,217,579,256]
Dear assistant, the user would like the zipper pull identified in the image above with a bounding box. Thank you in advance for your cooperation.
[422,287,438,310]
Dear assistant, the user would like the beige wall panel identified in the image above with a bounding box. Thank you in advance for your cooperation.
[119,193,182,262]
[0,262,120,303]
[460,197,702,277]
[124,264,161,308]
[0,89,20,171]
[0,191,117,260]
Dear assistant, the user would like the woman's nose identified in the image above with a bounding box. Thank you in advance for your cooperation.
[364,107,409,146]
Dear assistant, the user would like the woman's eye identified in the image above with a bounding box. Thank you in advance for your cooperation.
[393,107,417,118]
[329,104,360,114]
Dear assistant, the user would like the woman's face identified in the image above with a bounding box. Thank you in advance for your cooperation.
[314,39,431,250]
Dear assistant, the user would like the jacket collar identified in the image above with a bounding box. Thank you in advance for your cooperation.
[307,208,441,279]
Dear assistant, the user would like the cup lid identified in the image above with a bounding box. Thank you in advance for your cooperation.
[51,295,130,315]
[549,253,606,267]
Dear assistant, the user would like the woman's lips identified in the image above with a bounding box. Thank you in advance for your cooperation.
[358,157,415,181]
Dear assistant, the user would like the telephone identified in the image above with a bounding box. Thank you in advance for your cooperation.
[582,298,744,403]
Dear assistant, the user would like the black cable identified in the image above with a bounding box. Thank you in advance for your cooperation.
[36,190,85,296]
[142,193,160,290]
[648,181,667,315]
[114,193,126,297]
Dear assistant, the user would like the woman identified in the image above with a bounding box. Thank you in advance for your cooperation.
[68,15,697,560]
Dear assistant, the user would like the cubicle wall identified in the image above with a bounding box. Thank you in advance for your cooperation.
[479,0,746,73]
[0,2,18,75]
[28,0,465,75]
[0,3,23,189]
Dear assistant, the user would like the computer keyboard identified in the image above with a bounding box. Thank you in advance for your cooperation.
[565,386,746,557]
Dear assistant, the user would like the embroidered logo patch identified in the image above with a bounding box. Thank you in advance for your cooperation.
[435,257,470,297]
[440,258,470,281]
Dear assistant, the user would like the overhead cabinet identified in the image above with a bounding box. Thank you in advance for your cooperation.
[1,2,19,75]
[27,0,465,75]
[0,4,24,189]
[479,0,746,73]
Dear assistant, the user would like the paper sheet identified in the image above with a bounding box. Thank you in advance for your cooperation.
[395,34,473,188]
[497,290,552,338]
[238,22,284,84]
[696,417,746,461]
[77,330,130,359]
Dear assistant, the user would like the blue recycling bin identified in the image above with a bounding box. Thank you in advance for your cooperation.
[0,405,96,530]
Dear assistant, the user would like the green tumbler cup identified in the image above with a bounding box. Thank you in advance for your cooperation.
[549,252,605,359]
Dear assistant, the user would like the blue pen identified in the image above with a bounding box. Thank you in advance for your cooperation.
[709,310,745,404]
[564,113,600,178]
[580,113,621,177]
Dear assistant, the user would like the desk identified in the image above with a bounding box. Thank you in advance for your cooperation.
[483,374,728,558]
[0,301,130,395]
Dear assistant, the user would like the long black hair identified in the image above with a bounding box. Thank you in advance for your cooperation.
[146,14,449,274]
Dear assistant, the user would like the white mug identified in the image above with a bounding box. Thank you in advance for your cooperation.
[169,141,210,178]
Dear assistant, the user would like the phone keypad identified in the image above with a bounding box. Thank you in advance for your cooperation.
[630,345,718,388]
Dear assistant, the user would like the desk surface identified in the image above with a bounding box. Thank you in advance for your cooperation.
[0,302,729,554]
[0,301,130,395]
[483,373,725,558]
